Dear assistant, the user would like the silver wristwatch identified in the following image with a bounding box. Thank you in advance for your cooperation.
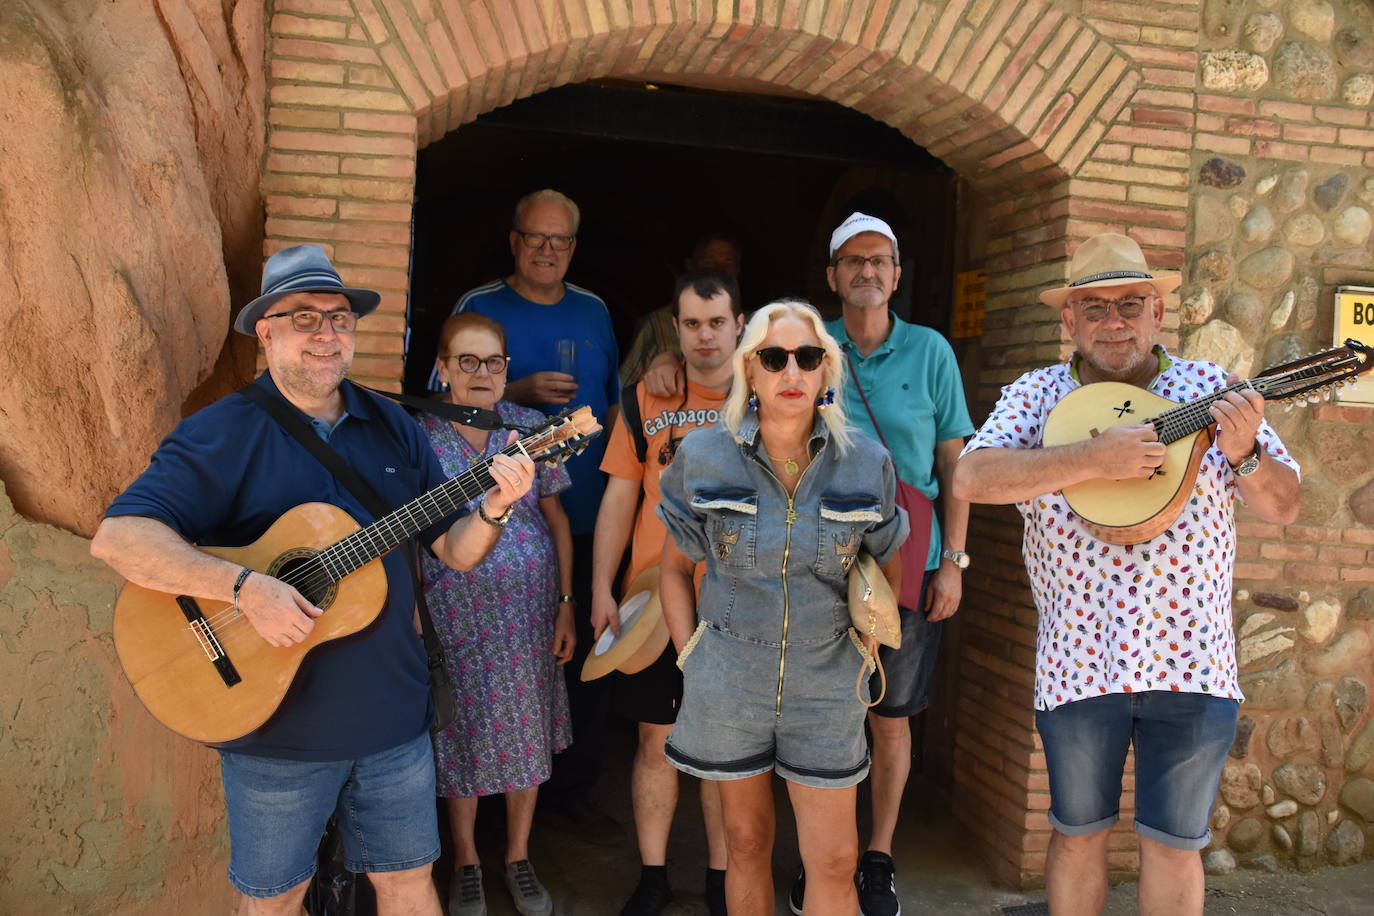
[941,548,970,569]
[1232,444,1262,477]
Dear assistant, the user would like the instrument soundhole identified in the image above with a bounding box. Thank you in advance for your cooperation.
[268,549,338,609]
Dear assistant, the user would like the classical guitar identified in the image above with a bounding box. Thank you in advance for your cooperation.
[1042,339,1373,545]
[113,406,601,743]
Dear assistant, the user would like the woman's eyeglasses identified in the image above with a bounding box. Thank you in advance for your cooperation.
[753,346,826,372]
[444,354,510,374]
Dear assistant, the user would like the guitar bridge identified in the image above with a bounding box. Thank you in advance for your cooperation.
[176,595,242,688]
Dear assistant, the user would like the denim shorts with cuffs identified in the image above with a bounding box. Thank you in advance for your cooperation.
[218,729,440,897]
[665,622,873,789]
[1035,690,1238,851]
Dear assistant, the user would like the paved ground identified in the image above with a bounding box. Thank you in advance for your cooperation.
[448,720,1374,915]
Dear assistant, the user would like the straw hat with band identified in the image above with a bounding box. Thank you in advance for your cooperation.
[234,244,382,336]
[1038,233,1181,309]
[580,566,670,682]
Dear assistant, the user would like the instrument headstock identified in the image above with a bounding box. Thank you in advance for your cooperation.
[520,406,604,465]
[1253,338,1373,404]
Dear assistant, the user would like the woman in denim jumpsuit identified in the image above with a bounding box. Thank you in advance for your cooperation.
[657,300,907,916]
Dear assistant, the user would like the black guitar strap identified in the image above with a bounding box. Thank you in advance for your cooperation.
[238,383,449,692]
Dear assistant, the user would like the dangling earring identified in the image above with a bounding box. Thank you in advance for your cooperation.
[748,391,758,411]
[816,386,836,407]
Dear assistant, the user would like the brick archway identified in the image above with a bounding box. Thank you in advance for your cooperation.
[263,0,1194,885]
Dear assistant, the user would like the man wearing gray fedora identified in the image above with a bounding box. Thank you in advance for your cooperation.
[92,244,536,915]
[954,233,1300,915]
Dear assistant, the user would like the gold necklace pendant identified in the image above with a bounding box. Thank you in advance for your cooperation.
[783,457,800,476]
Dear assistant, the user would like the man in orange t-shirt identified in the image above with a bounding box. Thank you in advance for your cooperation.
[592,269,742,916]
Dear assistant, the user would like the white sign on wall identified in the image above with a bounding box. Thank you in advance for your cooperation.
[1334,286,1374,407]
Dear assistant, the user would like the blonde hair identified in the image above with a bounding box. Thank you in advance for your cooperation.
[722,298,853,453]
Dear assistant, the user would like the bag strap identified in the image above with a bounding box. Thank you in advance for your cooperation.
[360,385,507,430]
[843,349,890,450]
[619,383,649,463]
[238,383,447,669]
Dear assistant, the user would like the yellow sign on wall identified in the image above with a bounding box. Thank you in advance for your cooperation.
[952,269,985,339]
[1334,286,1374,406]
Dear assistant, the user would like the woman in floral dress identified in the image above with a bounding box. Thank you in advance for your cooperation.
[421,311,574,916]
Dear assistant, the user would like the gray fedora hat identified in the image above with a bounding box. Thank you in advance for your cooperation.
[234,244,382,336]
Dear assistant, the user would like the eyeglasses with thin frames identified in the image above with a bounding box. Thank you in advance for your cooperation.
[263,309,359,333]
[1072,295,1151,323]
[444,354,510,375]
[513,230,575,251]
[832,254,897,272]
[753,346,826,372]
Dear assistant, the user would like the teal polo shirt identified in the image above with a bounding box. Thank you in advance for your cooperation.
[826,313,974,570]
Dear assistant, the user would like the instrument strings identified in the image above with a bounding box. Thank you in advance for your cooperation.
[1151,359,1347,444]
[195,438,534,648]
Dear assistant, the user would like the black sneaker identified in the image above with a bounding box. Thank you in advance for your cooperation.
[704,867,726,916]
[619,869,672,916]
[857,850,901,916]
[788,864,805,915]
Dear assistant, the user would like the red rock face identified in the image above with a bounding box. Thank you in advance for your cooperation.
[0,0,265,536]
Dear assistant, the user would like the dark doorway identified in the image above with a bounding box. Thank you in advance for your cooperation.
[406,80,956,393]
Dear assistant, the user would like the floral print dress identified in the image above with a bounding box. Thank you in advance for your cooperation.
[419,402,572,797]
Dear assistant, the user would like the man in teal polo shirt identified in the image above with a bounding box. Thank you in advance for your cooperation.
[805,212,974,916]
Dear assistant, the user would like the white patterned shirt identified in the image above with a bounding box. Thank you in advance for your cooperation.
[962,349,1299,711]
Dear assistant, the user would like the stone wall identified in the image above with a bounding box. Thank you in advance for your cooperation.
[0,0,266,537]
[0,478,231,913]
[1171,0,1374,875]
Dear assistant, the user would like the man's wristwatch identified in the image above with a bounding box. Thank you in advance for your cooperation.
[941,548,971,570]
[1231,444,1262,477]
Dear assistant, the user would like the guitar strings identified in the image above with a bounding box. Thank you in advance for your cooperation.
[192,430,571,652]
[197,450,511,643]
[1149,361,1344,444]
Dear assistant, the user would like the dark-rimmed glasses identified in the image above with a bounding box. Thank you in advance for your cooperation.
[444,353,510,375]
[753,346,826,372]
[513,230,575,251]
[832,254,896,272]
[263,309,359,333]
[1072,295,1150,322]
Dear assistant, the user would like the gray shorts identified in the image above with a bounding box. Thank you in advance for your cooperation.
[664,622,872,789]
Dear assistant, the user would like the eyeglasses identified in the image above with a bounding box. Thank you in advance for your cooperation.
[753,346,826,372]
[832,254,896,272]
[513,230,575,251]
[263,309,359,333]
[444,354,510,374]
[1072,295,1151,322]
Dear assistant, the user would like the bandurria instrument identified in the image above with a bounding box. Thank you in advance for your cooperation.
[113,406,601,743]
[1042,339,1372,545]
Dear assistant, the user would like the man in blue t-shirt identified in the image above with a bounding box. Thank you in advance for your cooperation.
[808,213,975,916]
[92,245,535,914]
[431,188,625,842]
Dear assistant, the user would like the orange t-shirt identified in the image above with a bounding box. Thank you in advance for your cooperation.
[599,378,728,587]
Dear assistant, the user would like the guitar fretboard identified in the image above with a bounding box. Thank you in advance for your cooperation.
[316,442,524,581]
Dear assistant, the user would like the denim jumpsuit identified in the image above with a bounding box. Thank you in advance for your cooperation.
[656,413,908,788]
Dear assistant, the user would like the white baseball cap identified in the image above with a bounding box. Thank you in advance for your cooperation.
[829,212,898,258]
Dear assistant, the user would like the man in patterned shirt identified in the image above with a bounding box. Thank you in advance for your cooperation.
[953,233,1300,916]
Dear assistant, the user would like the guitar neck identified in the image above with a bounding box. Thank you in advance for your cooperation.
[317,444,521,579]
[1150,370,1316,444]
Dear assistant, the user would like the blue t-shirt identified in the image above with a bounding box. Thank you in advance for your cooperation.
[825,313,974,570]
[443,279,620,534]
[105,373,458,760]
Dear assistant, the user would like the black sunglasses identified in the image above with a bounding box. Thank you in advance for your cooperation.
[754,345,826,372]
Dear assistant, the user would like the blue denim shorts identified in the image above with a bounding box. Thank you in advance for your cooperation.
[665,623,871,789]
[218,730,440,897]
[1035,691,1238,851]
[870,572,939,718]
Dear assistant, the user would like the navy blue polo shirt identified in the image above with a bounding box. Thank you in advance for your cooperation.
[106,373,459,760]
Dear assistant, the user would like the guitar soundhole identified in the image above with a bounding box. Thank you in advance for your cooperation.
[268,548,338,610]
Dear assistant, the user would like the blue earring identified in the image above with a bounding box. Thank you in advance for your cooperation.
[816,386,836,407]
[748,391,758,411]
